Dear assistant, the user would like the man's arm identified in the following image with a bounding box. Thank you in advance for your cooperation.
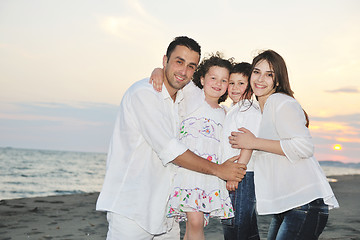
[172,150,246,182]
[130,83,246,181]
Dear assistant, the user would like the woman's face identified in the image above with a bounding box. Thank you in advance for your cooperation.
[250,60,276,103]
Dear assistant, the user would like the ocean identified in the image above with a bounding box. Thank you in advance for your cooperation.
[0,147,105,200]
[1,147,360,201]
[1,147,359,239]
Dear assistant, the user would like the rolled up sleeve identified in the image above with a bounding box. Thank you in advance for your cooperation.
[280,137,314,163]
[275,99,314,163]
[129,86,187,166]
[159,138,188,165]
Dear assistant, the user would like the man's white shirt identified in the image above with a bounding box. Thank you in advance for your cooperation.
[96,78,188,234]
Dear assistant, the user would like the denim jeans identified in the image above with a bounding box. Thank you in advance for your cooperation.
[267,198,329,240]
[221,172,260,240]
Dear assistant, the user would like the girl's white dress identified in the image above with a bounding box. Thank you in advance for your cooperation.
[166,95,234,225]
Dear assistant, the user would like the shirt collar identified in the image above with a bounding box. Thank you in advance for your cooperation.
[161,83,184,104]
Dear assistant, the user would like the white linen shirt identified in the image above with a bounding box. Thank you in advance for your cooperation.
[221,100,262,171]
[254,93,339,215]
[182,81,205,116]
[96,78,188,234]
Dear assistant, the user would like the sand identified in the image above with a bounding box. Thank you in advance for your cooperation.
[1,175,359,240]
[0,193,107,240]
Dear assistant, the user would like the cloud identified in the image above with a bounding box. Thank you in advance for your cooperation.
[3,102,118,122]
[0,102,118,152]
[0,42,39,60]
[325,87,359,93]
[311,113,360,123]
[310,113,360,139]
[98,0,162,41]
[127,0,152,19]
[308,113,360,162]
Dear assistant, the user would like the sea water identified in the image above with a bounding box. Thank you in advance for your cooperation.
[0,147,105,200]
[1,147,359,239]
[1,147,360,200]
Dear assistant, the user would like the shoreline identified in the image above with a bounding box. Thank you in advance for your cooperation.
[1,175,359,239]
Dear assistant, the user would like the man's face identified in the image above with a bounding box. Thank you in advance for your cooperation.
[163,45,200,95]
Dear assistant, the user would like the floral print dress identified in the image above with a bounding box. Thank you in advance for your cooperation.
[166,102,234,225]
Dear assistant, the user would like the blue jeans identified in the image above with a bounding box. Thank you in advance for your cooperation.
[221,172,260,240]
[267,198,329,240]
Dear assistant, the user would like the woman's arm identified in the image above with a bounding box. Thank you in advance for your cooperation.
[229,127,285,156]
[230,98,313,160]
[274,100,314,161]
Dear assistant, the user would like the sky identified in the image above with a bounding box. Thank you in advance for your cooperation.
[0,0,359,163]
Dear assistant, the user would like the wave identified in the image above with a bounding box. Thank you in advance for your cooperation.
[0,147,359,200]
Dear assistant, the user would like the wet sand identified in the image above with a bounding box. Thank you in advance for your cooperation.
[1,175,359,239]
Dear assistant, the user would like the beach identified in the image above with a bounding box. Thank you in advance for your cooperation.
[1,175,359,240]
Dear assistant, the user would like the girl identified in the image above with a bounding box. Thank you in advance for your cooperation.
[221,62,262,240]
[151,53,235,240]
[229,50,339,240]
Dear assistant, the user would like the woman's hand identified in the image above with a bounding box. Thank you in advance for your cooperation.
[229,127,256,150]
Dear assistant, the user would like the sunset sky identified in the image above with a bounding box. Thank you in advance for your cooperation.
[1,0,359,163]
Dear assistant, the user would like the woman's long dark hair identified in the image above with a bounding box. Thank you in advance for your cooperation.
[244,50,309,127]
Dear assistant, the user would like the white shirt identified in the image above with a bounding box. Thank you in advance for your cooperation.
[182,81,205,116]
[221,99,262,171]
[254,93,339,214]
[96,78,188,234]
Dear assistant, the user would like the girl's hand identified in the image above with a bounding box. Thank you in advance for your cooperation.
[149,67,164,92]
[226,180,239,192]
[229,127,256,150]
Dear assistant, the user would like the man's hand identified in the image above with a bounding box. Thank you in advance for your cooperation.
[216,155,246,181]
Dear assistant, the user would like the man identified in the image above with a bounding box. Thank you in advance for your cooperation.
[96,36,246,239]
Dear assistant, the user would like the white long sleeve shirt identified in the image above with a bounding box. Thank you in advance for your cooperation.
[96,78,188,234]
[221,99,262,171]
[254,93,339,215]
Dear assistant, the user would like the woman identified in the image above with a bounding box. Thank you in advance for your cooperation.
[229,50,339,240]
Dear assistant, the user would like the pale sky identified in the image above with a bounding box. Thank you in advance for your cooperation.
[0,0,359,163]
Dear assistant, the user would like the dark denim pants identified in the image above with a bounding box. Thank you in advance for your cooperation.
[221,172,260,240]
[267,198,329,240]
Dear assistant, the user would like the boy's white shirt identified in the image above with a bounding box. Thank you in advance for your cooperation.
[221,99,262,171]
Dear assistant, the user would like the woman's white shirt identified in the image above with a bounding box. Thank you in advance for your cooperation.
[254,93,339,215]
